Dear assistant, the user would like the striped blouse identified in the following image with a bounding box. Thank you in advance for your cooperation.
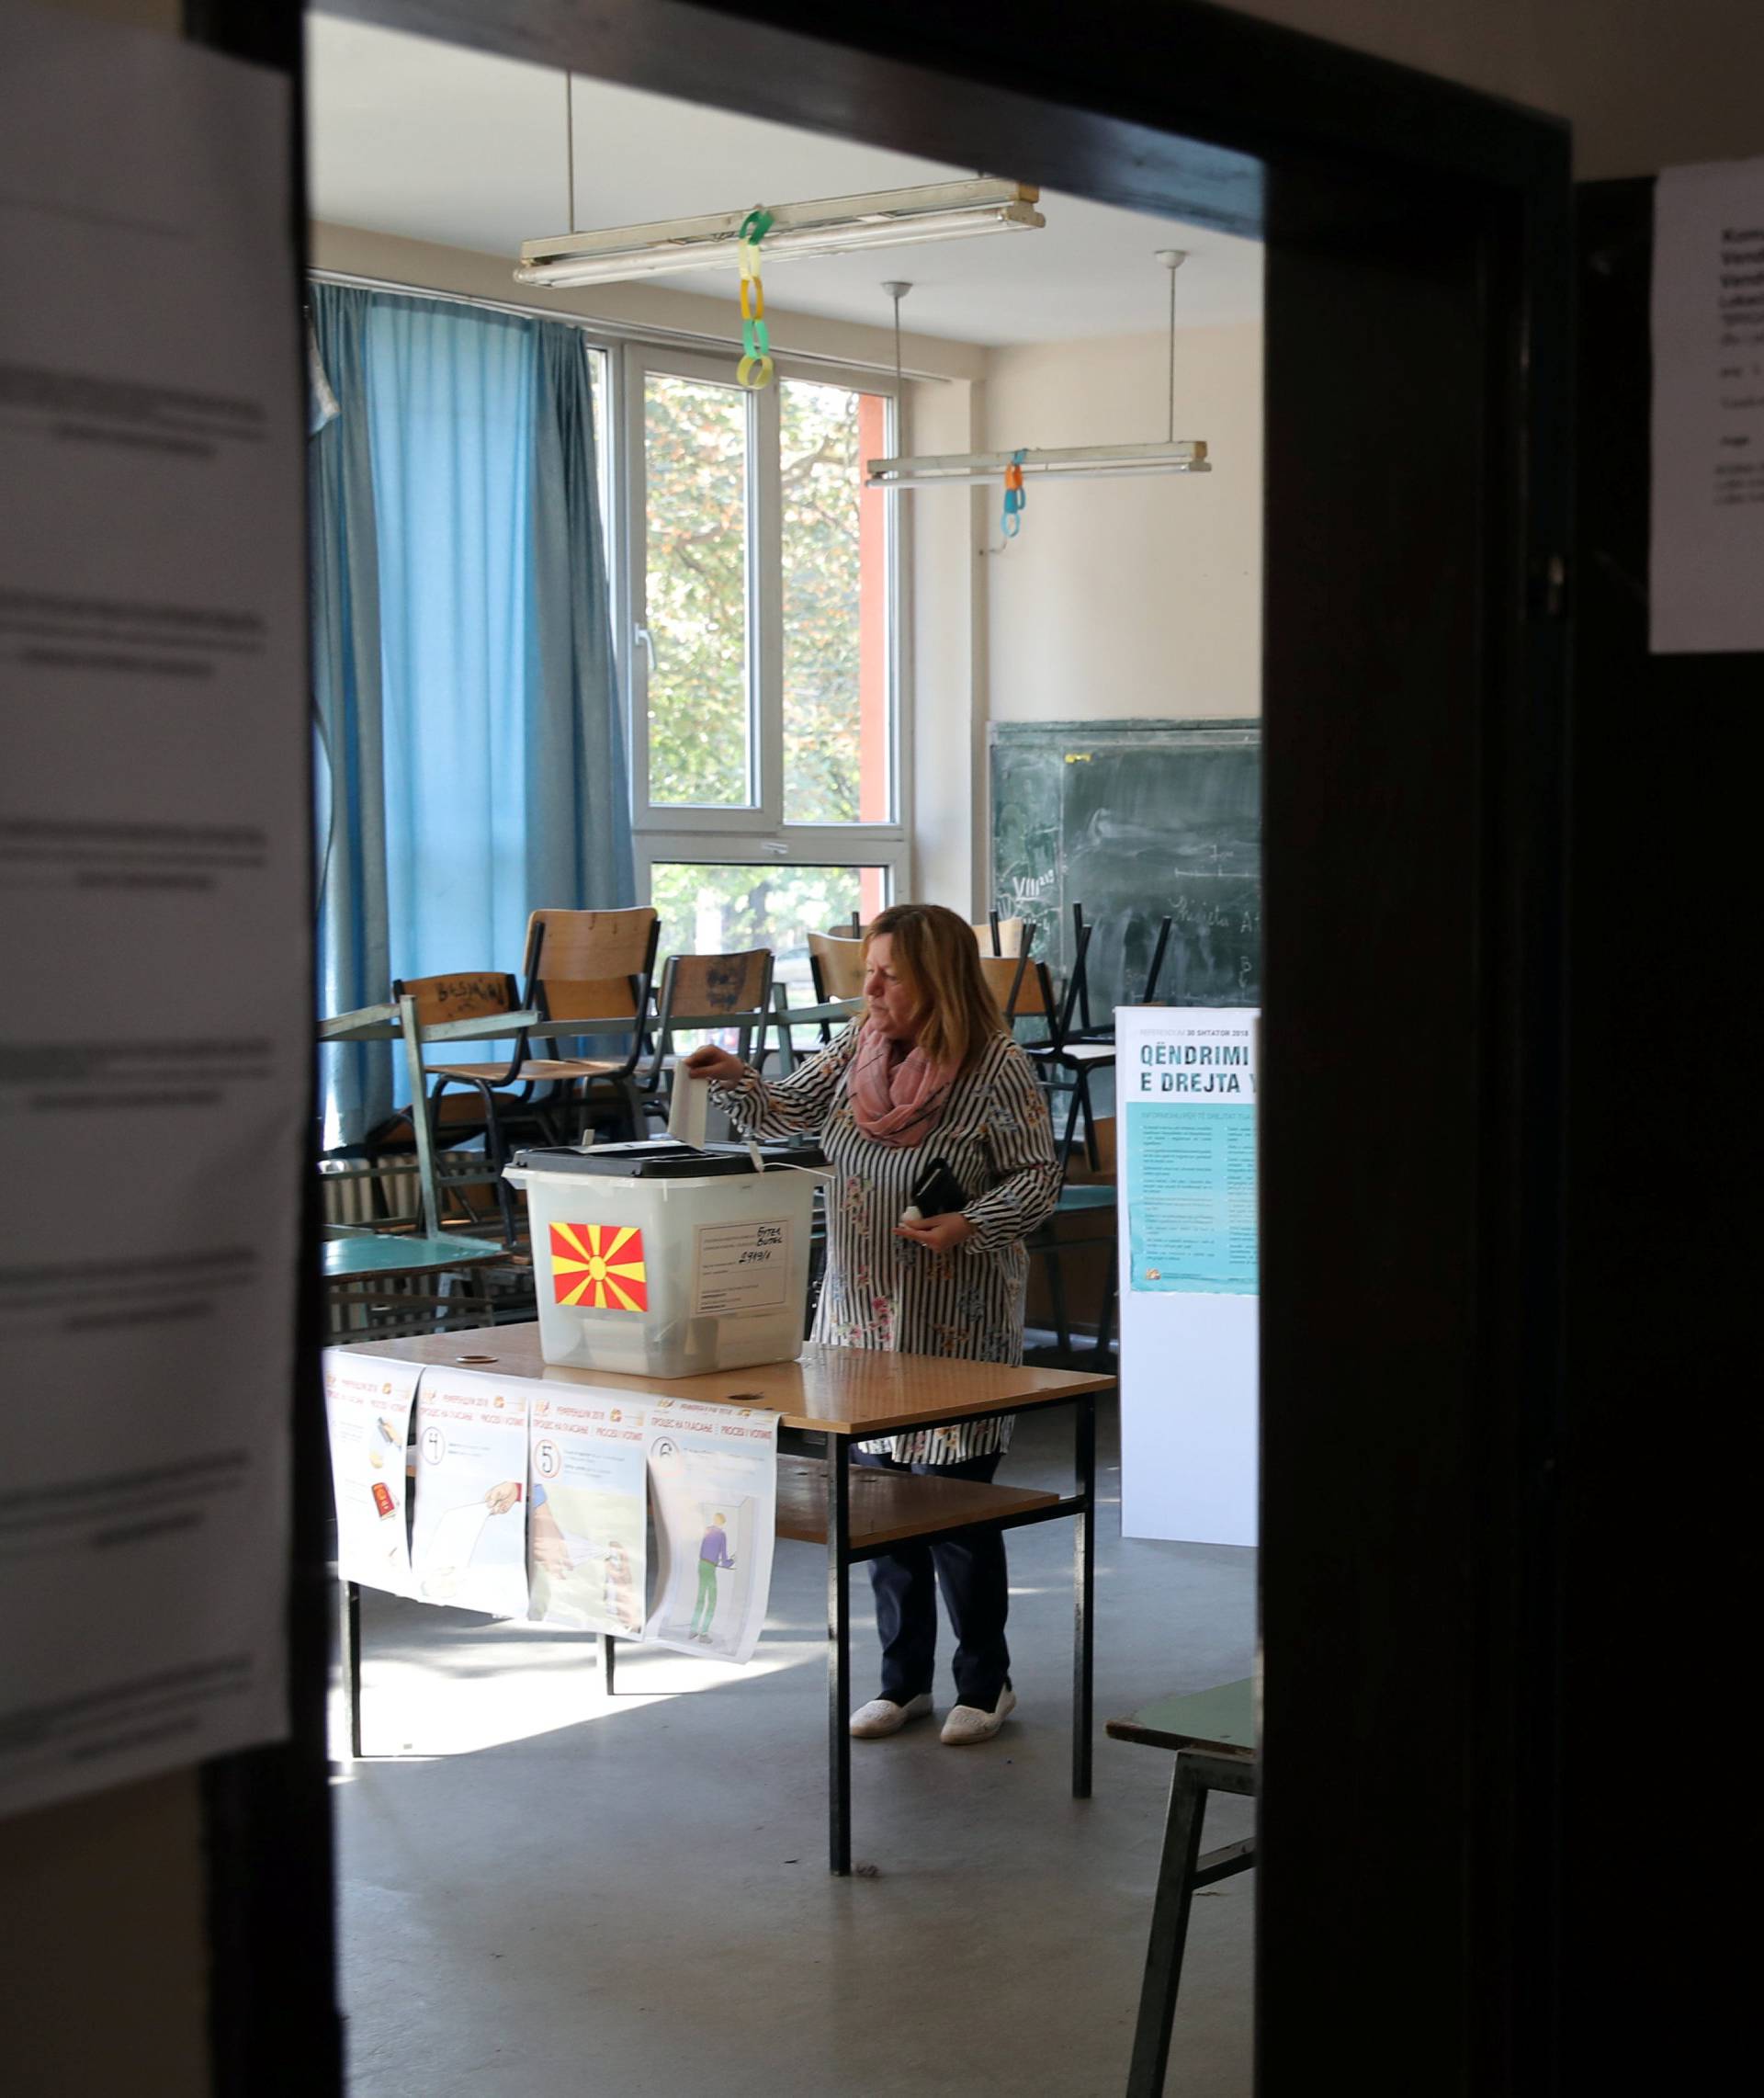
[711,1026,1061,1465]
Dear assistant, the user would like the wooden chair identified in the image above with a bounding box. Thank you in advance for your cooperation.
[1067,903,1174,1039]
[981,945,1108,1173]
[393,970,547,1244]
[637,948,775,1128]
[426,905,660,1162]
[973,913,1032,957]
[808,930,868,1004]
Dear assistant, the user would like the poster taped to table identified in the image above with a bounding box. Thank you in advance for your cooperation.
[645,1397,780,1663]
[526,1391,650,1639]
[411,1369,531,1616]
[322,1351,421,1596]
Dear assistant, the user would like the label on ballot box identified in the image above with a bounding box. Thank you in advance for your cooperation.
[692,1218,795,1317]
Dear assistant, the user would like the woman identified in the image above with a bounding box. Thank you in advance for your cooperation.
[684,902,1060,1747]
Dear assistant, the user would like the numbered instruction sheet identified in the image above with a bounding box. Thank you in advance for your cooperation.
[526,1392,650,1639]
[644,1399,780,1665]
[323,1353,422,1596]
[0,7,306,1815]
[411,1371,532,1617]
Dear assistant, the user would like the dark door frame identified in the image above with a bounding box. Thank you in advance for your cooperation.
[193,4,1574,2091]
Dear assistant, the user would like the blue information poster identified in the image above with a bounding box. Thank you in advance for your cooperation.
[1125,1103,1258,1293]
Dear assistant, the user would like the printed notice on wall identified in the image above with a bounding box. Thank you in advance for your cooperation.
[0,7,305,1815]
[323,1353,422,1597]
[1652,156,1764,652]
[526,1390,650,1639]
[645,1399,780,1664]
[693,1218,794,1317]
[411,1372,532,1617]
[1124,1010,1259,1295]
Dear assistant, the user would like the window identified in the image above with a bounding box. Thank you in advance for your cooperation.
[626,349,906,966]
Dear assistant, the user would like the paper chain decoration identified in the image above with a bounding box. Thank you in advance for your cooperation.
[1001,448,1027,539]
[737,208,775,390]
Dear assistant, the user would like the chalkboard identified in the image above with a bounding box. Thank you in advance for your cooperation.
[990,720,1261,1022]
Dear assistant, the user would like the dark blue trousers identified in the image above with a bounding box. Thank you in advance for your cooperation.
[854,1446,1012,1709]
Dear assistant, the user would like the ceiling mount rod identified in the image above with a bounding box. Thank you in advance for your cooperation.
[883,279,910,390]
[1157,248,1187,445]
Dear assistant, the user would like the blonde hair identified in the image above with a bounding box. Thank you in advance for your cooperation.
[865,902,1008,1074]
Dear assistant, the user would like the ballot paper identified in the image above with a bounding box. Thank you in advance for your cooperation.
[644,1398,780,1664]
[410,1370,532,1616]
[667,1060,710,1147]
[322,1353,422,1596]
[0,7,306,1814]
[526,1391,650,1639]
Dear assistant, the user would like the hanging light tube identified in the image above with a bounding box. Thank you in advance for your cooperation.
[867,440,1208,488]
[515,179,1044,289]
[867,248,1212,492]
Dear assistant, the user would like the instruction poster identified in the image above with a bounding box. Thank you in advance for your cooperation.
[526,1391,650,1639]
[410,1370,531,1617]
[1652,156,1764,652]
[322,1351,420,1596]
[1125,1010,1258,1294]
[645,1398,780,1664]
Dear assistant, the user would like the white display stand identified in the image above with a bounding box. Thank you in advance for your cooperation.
[1115,1007,1260,1546]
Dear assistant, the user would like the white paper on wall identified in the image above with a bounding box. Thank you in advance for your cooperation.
[1651,156,1764,652]
[0,6,306,1816]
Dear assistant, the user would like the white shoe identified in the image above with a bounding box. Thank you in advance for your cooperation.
[849,1692,933,1739]
[941,1687,1017,1745]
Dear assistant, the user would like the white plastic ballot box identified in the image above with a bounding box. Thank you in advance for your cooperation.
[504,1141,817,1377]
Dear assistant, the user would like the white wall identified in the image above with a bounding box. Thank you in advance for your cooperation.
[1225,0,1764,178]
[982,323,1263,725]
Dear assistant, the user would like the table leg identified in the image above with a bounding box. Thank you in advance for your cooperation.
[1074,1393,1095,1798]
[395,992,442,1239]
[1125,1753,1212,2098]
[341,1579,363,1760]
[601,1632,617,1695]
[828,1435,853,1876]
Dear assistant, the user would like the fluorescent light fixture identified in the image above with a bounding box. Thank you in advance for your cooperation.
[868,441,1209,489]
[867,252,1213,493]
[515,179,1044,289]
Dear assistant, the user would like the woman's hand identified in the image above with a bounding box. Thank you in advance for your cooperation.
[682,1044,747,1084]
[896,1211,976,1254]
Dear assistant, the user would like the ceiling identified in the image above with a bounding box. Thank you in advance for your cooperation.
[305,16,1262,347]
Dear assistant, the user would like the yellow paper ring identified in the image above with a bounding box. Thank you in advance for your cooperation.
[740,277,764,322]
[737,353,775,390]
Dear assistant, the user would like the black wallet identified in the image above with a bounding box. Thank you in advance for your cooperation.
[910,1156,967,1219]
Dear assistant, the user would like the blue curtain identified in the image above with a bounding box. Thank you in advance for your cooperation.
[310,283,390,1146]
[311,288,632,1147]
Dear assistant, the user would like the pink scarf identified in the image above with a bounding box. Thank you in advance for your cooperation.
[847,1025,953,1147]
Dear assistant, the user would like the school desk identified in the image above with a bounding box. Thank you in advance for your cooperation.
[332,1324,1114,1874]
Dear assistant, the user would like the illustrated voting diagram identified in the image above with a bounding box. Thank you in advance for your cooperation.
[526,1394,650,1639]
[644,1399,779,1665]
[410,1370,532,1618]
[322,1353,422,1595]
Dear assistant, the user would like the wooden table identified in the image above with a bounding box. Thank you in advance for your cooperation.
[334,1323,1115,1873]
[1107,1678,1258,2097]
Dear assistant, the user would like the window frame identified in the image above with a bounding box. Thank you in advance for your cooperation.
[621,342,911,903]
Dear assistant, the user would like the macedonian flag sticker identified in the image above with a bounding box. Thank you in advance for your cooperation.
[550,1222,648,1312]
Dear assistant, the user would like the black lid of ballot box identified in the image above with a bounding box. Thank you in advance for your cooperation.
[513,1140,794,1180]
